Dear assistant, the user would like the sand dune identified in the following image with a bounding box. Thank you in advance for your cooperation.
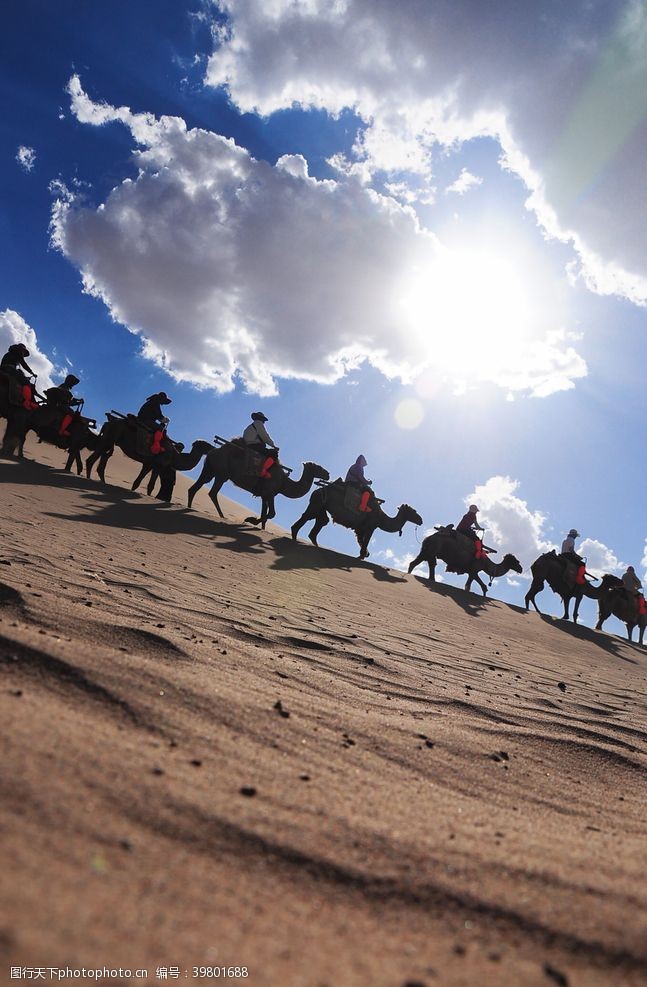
[1,438,646,987]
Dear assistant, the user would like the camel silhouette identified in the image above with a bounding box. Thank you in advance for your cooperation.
[595,575,646,645]
[525,549,603,622]
[1,380,99,471]
[86,416,212,502]
[187,442,329,529]
[408,526,522,595]
[291,483,422,560]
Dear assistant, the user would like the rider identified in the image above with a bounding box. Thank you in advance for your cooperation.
[622,565,645,613]
[137,392,172,455]
[345,455,373,512]
[457,504,484,540]
[0,342,38,409]
[138,392,172,427]
[0,342,36,382]
[43,374,83,436]
[456,504,488,558]
[243,412,278,479]
[560,528,586,585]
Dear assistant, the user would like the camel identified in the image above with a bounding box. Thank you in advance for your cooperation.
[186,442,330,529]
[595,575,646,645]
[408,526,522,595]
[4,406,99,472]
[525,549,603,622]
[290,483,423,560]
[0,378,99,472]
[86,416,212,502]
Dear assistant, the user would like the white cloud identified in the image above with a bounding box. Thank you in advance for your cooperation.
[641,540,647,581]
[445,169,482,196]
[53,76,587,399]
[0,310,58,390]
[205,0,647,303]
[16,146,36,173]
[467,476,554,573]
[579,538,625,579]
[373,546,415,572]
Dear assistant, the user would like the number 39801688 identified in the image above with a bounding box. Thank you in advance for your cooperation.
[192,968,249,979]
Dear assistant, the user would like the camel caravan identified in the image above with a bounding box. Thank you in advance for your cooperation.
[0,343,645,645]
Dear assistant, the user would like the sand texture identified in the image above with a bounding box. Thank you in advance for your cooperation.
[1,440,646,987]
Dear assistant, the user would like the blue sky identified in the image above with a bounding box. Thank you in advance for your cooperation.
[2,0,647,632]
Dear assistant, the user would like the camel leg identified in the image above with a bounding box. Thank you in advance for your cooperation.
[357,526,374,560]
[96,453,110,484]
[187,461,215,508]
[146,470,159,496]
[407,552,424,574]
[467,572,488,596]
[157,470,175,503]
[307,511,329,547]
[132,464,151,492]
[63,449,74,473]
[208,478,226,519]
[86,450,99,478]
[572,591,584,624]
[291,504,318,540]
[524,577,544,613]
[562,596,571,620]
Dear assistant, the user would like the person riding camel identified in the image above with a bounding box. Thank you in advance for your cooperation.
[0,342,38,409]
[243,412,278,480]
[1,342,36,382]
[559,529,586,586]
[456,504,489,559]
[43,374,83,436]
[345,455,373,513]
[622,566,646,615]
[137,392,171,456]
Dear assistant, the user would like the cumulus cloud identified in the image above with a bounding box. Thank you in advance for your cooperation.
[466,476,554,573]
[0,310,58,390]
[445,169,482,196]
[16,146,36,172]
[579,538,625,579]
[53,76,586,398]
[206,0,647,302]
[373,546,416,572]
[641,540,647,581]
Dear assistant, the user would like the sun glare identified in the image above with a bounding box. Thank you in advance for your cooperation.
[399,249,532,382]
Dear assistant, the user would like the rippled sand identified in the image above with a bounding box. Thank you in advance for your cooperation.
[1,440,646,987]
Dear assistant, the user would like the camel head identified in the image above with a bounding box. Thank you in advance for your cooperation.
[502,553,523,574]
[399,504,423,527]
[304,462,330,481]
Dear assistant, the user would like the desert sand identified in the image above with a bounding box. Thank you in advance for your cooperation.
[1,438,646,987]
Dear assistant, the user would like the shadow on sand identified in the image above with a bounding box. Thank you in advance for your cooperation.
[410,575,494,616]
[2,456,265,556]
[269,536,409,584]
[537,613,639,663]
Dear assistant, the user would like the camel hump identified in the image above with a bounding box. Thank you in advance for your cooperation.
[434,523,454,532]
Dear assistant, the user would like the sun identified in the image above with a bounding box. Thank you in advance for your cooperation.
[398,247,532,381]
